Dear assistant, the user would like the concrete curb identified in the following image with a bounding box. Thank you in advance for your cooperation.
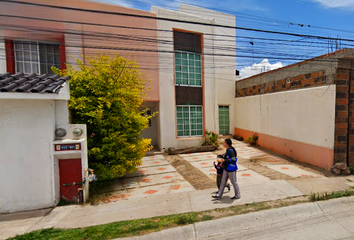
[120,196,354,240]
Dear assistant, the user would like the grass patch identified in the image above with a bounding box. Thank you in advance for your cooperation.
[349,166,354,175]
[175,214,198,225]
[200,215,214,221]
[9,190,354,240]
[309,190,354,202]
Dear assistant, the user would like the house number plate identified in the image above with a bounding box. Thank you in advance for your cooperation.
[55,143,81,151]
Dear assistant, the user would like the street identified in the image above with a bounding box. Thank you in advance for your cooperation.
[125,196,354,240]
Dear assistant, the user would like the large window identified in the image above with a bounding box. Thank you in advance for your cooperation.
[177,105,203,137]
[14,41,60,74]
[175,51,202,86]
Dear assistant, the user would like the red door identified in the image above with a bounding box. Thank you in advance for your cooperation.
[59,159,82,202]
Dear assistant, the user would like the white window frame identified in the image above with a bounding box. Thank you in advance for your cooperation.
[176,105,203,138]
[175,50,202,87]
[14,40,60,74]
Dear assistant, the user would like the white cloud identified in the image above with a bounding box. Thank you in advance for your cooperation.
[311,0,354,9]
[240,59,283,79]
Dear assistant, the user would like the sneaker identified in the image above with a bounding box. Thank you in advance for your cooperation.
[231,196,241,200]
[212,195,221,199]
[213,191,219,194]
[227,184,231,192]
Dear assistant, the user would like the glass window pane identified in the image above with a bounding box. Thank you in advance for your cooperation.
[15,51,23,61]
[16,62,23,73]
[32,63,39,74]
[24,63,31,73]
[23,42,30,50]
[39,43,60,74]
[196,60,201,67]
[23,51,31,61]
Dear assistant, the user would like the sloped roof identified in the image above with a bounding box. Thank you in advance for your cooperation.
[0,73,70,94]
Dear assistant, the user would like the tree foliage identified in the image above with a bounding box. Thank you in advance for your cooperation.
[57,54,153,180]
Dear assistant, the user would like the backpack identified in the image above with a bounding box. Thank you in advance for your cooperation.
[226,149,238,172]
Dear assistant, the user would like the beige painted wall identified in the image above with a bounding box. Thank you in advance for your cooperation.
[235,85,336,149]
[0,0,160,101]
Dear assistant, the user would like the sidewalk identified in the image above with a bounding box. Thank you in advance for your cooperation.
[0,180,301,239]
[123,196,354,240]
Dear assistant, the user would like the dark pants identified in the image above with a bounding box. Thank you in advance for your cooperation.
[217,175,229,190]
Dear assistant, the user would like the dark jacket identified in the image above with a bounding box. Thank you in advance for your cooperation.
[214,162,224,176]
[222,148,238,172]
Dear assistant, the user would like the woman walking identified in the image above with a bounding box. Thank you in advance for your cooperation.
[212,139,241,200]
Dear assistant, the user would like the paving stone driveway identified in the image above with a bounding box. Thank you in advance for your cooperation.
[100,155,194,202]
[96,140,324,203]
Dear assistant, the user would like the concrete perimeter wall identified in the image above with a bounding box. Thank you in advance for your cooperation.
[235,85,336,170]
[0,100,56,213]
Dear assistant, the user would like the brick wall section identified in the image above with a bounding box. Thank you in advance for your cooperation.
[333,59,354,166]
[334,65,350,164]
[236,70,326,97]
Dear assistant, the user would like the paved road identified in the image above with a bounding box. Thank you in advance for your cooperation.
[125,196,354,240]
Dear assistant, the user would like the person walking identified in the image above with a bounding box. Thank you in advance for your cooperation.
[212,139,241,200]
[213,160,231,193]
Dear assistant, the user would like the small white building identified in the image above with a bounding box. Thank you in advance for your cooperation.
[0,73,88,213]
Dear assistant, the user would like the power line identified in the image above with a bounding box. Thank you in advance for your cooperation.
[1,0,354,44]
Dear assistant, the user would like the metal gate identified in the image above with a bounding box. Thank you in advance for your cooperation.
[59,158,82,203]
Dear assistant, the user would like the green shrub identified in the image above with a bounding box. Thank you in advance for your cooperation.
[202,130,220,148]
[246,134,258,145]
[55,54,153,180]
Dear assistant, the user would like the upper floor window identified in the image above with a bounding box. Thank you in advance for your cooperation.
[14,41,60,74]
[173,30,202,87]
[175,51,202,86]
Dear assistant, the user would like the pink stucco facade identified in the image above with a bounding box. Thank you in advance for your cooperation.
[0,0,160,101]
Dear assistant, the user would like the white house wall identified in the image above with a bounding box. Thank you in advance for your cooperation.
[235,86,336,148]
[178,5,237,134]
[234,85,336,169]
[0,99,56,213]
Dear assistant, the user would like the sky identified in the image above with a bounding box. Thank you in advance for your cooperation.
[94,0,354,78]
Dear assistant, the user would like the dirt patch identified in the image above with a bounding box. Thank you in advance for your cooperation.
[165,155,215,190]
[238,157,292,180]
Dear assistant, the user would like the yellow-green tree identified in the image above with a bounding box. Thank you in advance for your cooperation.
[58,54,152,180]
